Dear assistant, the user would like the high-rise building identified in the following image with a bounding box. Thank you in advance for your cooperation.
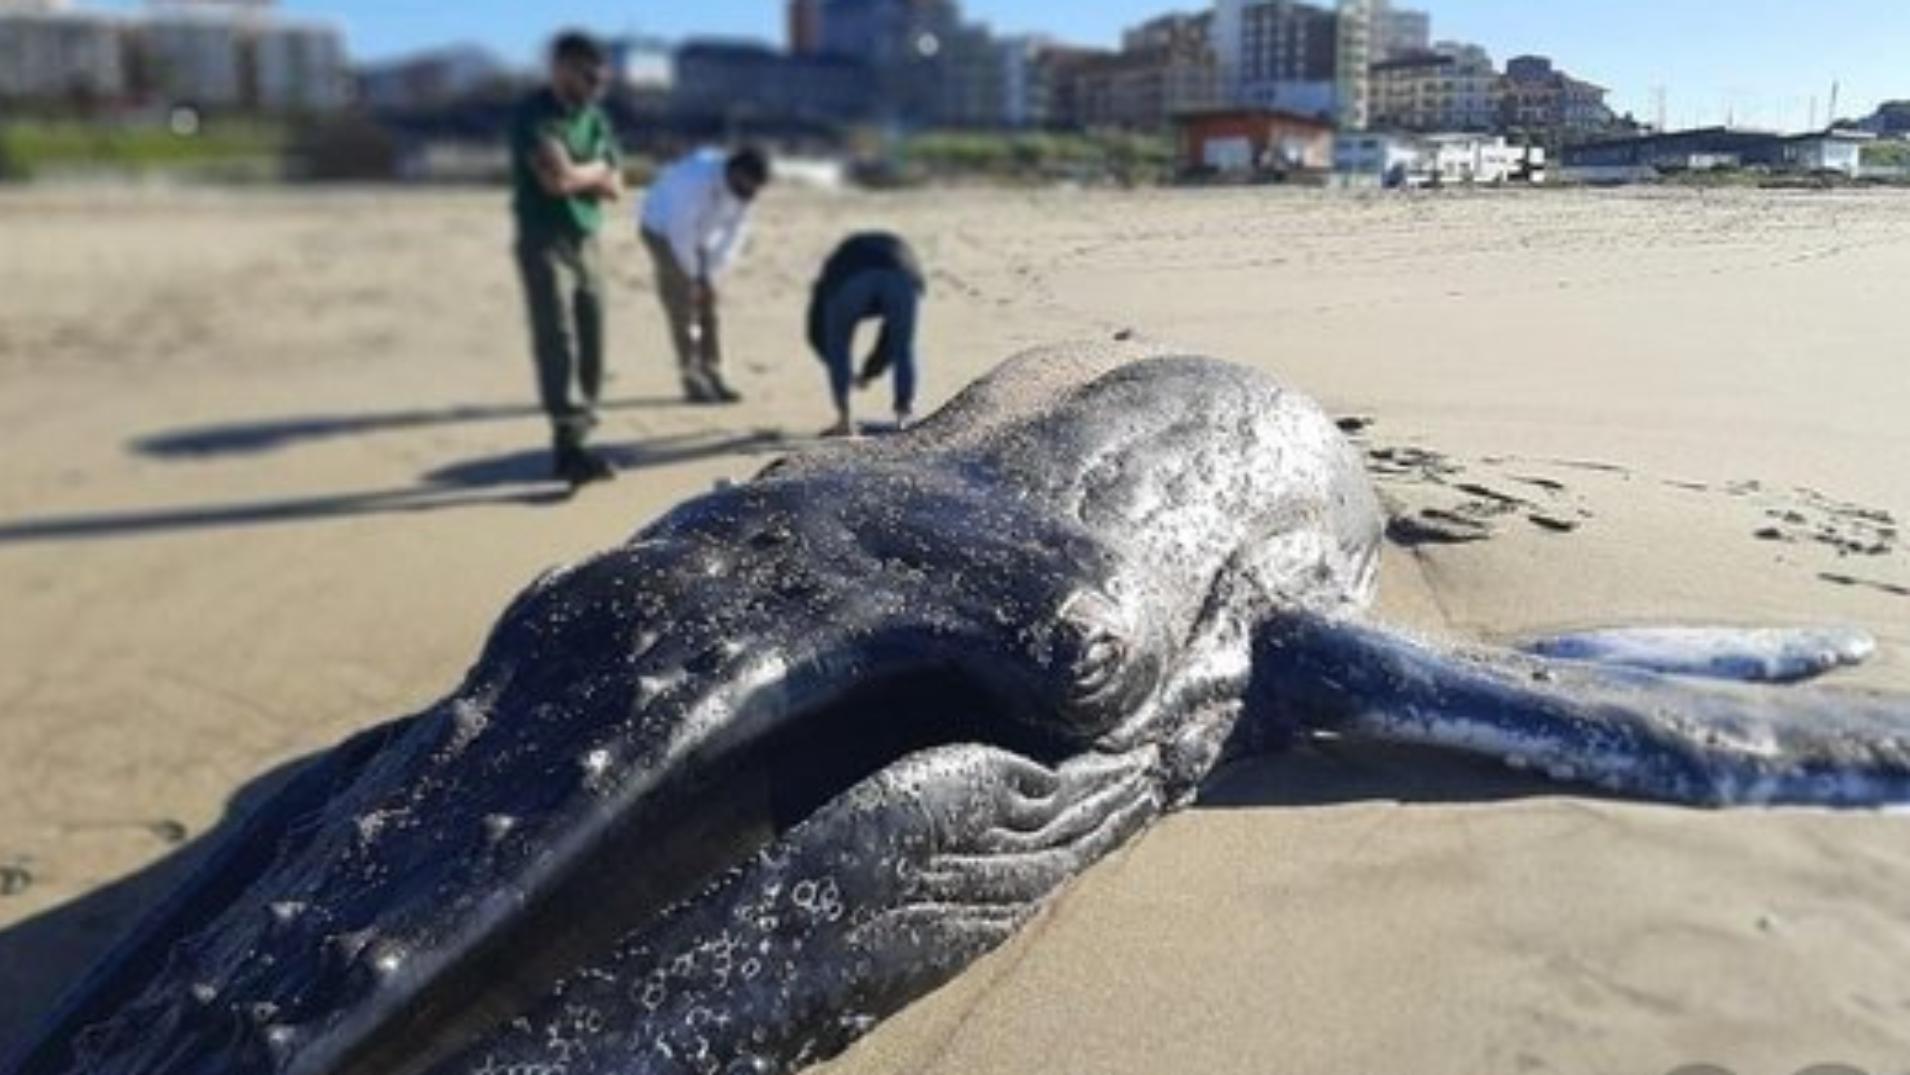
[671,39,873,124]
[252,17,348,111]
[1369,41,1497,132]
[997,34,1048,127]
[0,2,128,103]
[1333,0,1378,129]
[1374,6,1428,60]
[1212,0,1336,116]
[1233,1,1337,118]
[813,0,1013,126]
[788,0,823,55]
[0,0,349,112]
[1072,10,1216,130]
[1500,55,1613,143]
[817,0,954,65]
[137,7,246,106]
[932,19,1008,127]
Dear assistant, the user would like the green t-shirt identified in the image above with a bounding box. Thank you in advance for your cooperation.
[510,88,621,240]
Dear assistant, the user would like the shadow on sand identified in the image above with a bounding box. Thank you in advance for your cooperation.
[129,397,691,459]
[1197,738,1581,810]
[0,429,788,545]
[0,732,1574,1064]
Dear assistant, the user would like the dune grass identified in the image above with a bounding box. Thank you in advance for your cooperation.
[0,120,288,180]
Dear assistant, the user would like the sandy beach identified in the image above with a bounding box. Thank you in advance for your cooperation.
[1,183,1907,1073]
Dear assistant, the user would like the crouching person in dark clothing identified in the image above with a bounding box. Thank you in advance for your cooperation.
[806,232,926,438]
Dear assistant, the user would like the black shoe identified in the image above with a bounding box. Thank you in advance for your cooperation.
[707,375,743,404]
[554,444,616,487]
[682,373,716,404]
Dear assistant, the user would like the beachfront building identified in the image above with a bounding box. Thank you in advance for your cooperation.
[1419,132,1544,184]
[930,18,1009,128]
[137,0,348,112]
[356,46,507,112]
[609,36,673,94]
[807,0,1018,127]
[997,35,1059,127]
[1230,1,1338,120]
[1331,129,1419,184]
[1176,106,1333,174]
[1330,0,1382,129]
[1070,12,1217,131]
[672,40,875,126]
[0,0,350,113]
[1499,54,1612,145]
[814,0,955,124]
[1368,41,1497,133]
[136,5,245,107]
[1030,45,1107,130]
[1332,130,1543,186]
[1373,5,1429,60]
[0,0,128,105]
[1562,127,1876,179]
[1779,129,1873,174]
[251,16,349,111]
[1213,0,1427,127]
[788,0,824,55]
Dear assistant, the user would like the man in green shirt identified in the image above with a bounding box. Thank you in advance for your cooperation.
[510,31,623,486]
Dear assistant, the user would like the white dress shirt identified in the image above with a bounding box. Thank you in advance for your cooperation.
[639,147,752,281]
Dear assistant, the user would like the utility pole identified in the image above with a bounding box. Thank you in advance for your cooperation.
[1652,85,1667,132]
[1828,79,1840,128]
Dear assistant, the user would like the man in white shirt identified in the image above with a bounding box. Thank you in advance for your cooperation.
[638,146,771,404]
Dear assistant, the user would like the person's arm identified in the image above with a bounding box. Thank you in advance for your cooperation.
[859,323,895,386]
[664,180,709,288]
[531,134,614,198]
[596,117,625,202]
[702,205,750,280]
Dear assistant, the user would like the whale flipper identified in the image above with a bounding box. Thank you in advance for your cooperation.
[417,746,1161,1075]
[1520,626,1877,684]
[1250,613,1910,808]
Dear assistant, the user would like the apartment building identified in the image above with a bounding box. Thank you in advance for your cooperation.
[1369,41,1497,132]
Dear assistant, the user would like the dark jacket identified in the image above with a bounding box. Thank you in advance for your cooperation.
[806,232,926,375]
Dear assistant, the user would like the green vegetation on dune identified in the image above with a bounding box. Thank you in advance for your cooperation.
[892,129,1174,186]
[1863,140,1910,169]
[0,120,289,181]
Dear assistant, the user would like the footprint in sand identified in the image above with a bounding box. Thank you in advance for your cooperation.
[1,857,34,897]
[1745,488,1898,559]
[1346,422,1593,548]
[1819,573,1910,599]
[1349,426,1903,598]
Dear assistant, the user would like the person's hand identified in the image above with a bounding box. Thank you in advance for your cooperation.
[596,167,624,202]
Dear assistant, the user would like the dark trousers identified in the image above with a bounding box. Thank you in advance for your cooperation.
[816,268,919,415]
[514,231,604,448]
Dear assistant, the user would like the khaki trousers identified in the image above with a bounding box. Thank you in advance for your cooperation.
[640,228,722,386]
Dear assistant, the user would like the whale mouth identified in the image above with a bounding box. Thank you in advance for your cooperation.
[328,663,1081,1075]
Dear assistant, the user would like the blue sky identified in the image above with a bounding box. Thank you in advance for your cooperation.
[101,1,1907,128]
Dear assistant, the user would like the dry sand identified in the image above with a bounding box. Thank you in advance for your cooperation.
[1,183,1907,1073]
